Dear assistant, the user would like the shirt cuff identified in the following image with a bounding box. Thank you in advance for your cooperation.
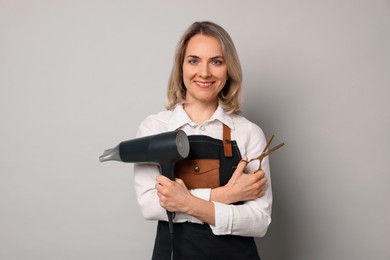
[190,188,211,201]
[210,201,232,235]
[174,188,211,224]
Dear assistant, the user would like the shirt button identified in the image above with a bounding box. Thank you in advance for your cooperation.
[200,126,205,131]
[194,166,200,173]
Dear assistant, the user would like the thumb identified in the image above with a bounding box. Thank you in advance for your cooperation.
[175,177,184,185]
[233,156,248,176]
[156,174,171,185]
[176,178,188,188]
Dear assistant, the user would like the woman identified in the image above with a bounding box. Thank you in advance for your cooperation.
[134,21,272,260]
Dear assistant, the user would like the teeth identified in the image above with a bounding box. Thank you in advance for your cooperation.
[196,81,212,86]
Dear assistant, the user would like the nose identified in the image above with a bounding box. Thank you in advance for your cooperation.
[199,63,211,78]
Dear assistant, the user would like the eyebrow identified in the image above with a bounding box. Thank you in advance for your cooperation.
[185,55,224,60]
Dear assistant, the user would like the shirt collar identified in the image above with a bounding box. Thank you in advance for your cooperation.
[168,104,235,131]
[168,105,194,131]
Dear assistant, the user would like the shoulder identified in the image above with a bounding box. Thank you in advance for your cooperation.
[136,110,173,137]
[230,114,268,161]
[231,114,265,137]
[141,110,173,126]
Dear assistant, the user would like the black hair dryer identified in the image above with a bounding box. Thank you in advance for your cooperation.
[99,130,190,232]
[99,130,190,178]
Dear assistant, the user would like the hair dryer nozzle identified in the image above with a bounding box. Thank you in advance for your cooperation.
[99,130,189,164]
[99,145,121,162]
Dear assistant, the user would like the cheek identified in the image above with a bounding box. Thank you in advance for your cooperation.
[182,64,194,79]
[215,65,228,78]
[217,69,229,82]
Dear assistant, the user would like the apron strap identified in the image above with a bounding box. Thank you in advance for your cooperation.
[222,123,233,157]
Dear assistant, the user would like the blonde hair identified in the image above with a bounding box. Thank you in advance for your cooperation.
[166,21,243,114]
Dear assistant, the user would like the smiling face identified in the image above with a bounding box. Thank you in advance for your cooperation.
[182,34,229,107]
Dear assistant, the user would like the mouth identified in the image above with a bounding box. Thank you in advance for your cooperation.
[194,81,214,88]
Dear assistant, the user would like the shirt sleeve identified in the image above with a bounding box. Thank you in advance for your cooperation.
[210,122,273,237]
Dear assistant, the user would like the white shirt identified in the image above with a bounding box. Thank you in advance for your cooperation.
[133,104,272,237]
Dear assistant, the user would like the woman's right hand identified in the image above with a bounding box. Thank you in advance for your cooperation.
[210,157,267,204]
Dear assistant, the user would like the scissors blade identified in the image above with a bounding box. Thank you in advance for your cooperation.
[262,143,285,158]
[248,135,285,163]
[262,134,275,154]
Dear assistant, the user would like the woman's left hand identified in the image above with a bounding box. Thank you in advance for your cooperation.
[155,175,192,213]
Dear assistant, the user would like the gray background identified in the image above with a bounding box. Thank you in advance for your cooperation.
[1,0,389,259]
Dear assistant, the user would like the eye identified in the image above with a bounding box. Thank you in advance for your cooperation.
[211,59,223,65]
[188,59,198,65]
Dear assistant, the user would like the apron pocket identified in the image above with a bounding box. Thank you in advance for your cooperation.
[175,159,220,189]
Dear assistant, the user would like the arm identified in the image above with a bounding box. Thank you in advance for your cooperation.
[211,155,272,237]
[154,157,267,226]
[155,176,216,225]
[134,162,216,223]
[210,157,267,205]
[210,123,273,237]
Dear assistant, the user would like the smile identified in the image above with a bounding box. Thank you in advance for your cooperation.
[195,81,214,88]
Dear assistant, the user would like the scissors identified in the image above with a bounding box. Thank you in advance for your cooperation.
[242,134,285,170]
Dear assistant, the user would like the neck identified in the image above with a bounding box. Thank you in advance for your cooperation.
[183,102,218,125]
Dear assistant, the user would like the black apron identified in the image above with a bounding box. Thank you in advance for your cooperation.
[152,125,261,260]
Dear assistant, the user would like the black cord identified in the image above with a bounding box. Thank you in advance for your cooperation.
[167,211,175,260]
[170,231,174,260]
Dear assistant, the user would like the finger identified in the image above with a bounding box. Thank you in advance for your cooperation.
[230,158,247,180]
[236,156,249,172]
[258,190,265,198]
[155,182,165,194]
[156,175,172,185]
[259,177,267,187]
[254,169,265,177]
[239,156,249,165]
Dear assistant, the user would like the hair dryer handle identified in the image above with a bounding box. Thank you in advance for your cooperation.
[160,163,176,234]
[160,163,175,180]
